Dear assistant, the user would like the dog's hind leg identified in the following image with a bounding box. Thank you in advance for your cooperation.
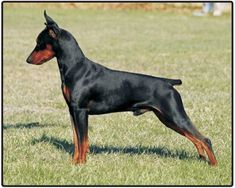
[153,109,207,161]
[151,88,217,166]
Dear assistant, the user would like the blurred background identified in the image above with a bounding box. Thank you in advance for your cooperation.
[3,2,231,13]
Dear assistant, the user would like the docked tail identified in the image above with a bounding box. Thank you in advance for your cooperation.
[167,79,182,86]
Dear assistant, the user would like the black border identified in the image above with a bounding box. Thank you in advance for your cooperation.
[1,1,233,187]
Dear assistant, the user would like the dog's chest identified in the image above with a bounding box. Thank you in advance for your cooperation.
[62,84,71,102]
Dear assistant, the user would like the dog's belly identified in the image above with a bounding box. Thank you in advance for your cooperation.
[87,98,134,115]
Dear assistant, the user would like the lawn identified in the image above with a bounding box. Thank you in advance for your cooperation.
[2,5,232,186]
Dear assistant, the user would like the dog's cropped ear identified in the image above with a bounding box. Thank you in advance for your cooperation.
[44,10,61,39]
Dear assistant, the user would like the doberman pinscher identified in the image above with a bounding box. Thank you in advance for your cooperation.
[26,11,217,166]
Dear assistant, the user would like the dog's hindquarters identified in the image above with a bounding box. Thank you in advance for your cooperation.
[150,86,217,165]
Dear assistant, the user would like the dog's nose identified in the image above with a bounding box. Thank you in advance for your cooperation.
[26,56,32,64]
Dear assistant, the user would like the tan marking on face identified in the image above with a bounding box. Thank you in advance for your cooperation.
[30,44,55,65]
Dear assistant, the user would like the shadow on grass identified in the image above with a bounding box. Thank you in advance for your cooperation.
[3,122,54,130]
[31,134,196,161]
[32,134,74,155]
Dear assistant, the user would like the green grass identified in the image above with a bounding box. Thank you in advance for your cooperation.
[3,6,232,186]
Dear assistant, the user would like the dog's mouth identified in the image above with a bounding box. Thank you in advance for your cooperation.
[26,55,54,65]
[26,44,55,65]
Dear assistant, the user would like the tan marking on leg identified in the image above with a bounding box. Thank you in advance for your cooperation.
[200,141,218,166]
[80,128,89,163]
[184,132,207,161]
[172,127,207,161]
[72,126,80,164]
[184,131,217,166]
[152,107,216,165]
[70,116,82,164]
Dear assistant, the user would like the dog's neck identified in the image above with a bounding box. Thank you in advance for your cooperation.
[55,30,86,84]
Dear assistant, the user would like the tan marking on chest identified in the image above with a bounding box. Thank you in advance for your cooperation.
[63,85,71,102]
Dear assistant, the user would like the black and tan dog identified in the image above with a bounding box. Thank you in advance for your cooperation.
[26,11,217,166]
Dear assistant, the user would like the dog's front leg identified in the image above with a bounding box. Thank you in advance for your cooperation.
[70,106,89,164]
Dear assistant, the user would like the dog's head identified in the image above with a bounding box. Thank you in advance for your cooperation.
[26,11,61,65]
